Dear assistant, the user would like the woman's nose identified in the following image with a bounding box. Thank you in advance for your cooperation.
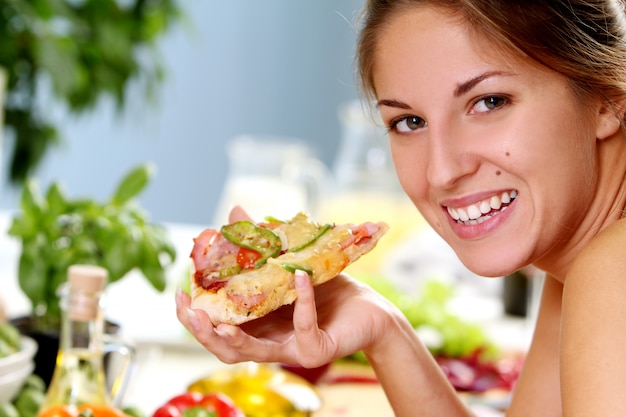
[426,127,479,189]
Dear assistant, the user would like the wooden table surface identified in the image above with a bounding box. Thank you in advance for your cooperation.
[313,362,394,417]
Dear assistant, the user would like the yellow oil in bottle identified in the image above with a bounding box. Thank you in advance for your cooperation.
[43,347,110,407]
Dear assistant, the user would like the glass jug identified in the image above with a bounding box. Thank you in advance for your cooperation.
[319,100,428,277]
[213,135,329,225]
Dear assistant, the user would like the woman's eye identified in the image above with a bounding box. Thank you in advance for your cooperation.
[472,96,508,113]
[390,116,426,133]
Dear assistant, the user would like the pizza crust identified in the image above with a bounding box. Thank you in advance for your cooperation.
[190,221,389,325]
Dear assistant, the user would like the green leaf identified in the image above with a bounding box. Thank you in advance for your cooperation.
[101,233,140,283]
[8,180,46,240]
[137,233,174,292]
[20,179,45,218]
[17,241,47,310]
[146,224,177,261]
[111,163,155,205]
[36,34,83,98]
[45,182,68,214]
[31,0,55,19]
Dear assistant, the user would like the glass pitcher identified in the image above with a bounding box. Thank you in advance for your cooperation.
[213,135,329,225]
[319,100,428,277]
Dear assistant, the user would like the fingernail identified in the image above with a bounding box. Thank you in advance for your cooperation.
[214,325,235,339]
[213,328,229,338]
[295,270,308,289]
[187,308,201,331]
[175,287,183,307]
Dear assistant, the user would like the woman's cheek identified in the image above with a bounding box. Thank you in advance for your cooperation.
[391,147,430,201]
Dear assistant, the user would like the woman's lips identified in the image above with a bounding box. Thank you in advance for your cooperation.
[445,190,518,225]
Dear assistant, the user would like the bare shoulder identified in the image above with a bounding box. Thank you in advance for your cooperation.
[569,217,626,277]
[560,218,626,415]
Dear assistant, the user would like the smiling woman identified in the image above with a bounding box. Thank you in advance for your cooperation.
[173,1,626,416]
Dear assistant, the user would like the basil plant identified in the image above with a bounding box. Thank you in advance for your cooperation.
[8,163,177,330]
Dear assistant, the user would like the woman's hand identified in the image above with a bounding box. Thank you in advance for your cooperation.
[176,269,397,368]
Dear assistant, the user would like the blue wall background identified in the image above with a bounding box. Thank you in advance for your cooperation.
[0,0,365,225]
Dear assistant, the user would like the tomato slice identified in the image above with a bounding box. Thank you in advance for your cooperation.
[236,247,262,269]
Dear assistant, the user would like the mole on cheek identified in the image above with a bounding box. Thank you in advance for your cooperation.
[506,152,510,156]
[496,170,501,176]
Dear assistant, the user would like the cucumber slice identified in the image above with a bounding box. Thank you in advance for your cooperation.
[263,215,286,224]
[221,220,282,265]
[280,263,313,276]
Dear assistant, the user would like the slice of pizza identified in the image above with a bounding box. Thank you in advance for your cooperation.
[189,212,389,325]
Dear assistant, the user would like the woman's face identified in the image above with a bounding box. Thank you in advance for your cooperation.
[373,7,603,277]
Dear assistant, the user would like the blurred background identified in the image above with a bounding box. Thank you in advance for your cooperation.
[0,0,366,225]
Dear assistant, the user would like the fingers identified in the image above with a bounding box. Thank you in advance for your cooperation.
[175,287,289,364]
[228,205,251,222]
[175,287,212,336]
[176,289,238,362]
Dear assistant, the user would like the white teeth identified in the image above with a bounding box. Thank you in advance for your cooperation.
[446,190,517,224]
[489,195,502,210]
[458,208,469,222]
[467,205,482,220]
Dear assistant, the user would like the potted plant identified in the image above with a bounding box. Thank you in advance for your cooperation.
[0,0,181,184]
[6,162,177,384]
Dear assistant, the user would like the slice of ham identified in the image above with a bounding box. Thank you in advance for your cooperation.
[190,229,240,287]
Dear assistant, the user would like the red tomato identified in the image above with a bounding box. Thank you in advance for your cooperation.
[153,404,182,417]
[152,392,244,417]
[236,247,262,269]
[164,392,205,409]
[198,393,244,417]
[153,392,205,417]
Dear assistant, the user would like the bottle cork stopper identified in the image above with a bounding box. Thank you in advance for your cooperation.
[67,264,108,321]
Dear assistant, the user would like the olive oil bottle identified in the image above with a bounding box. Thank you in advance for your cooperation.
[40,265,114,410]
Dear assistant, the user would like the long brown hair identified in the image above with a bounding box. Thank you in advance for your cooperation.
[357,0,626,112]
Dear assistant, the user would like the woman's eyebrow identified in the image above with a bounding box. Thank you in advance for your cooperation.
[454,71,514,97]
[377,98,411,109]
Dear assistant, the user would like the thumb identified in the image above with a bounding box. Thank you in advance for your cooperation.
[292,270,325,364]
